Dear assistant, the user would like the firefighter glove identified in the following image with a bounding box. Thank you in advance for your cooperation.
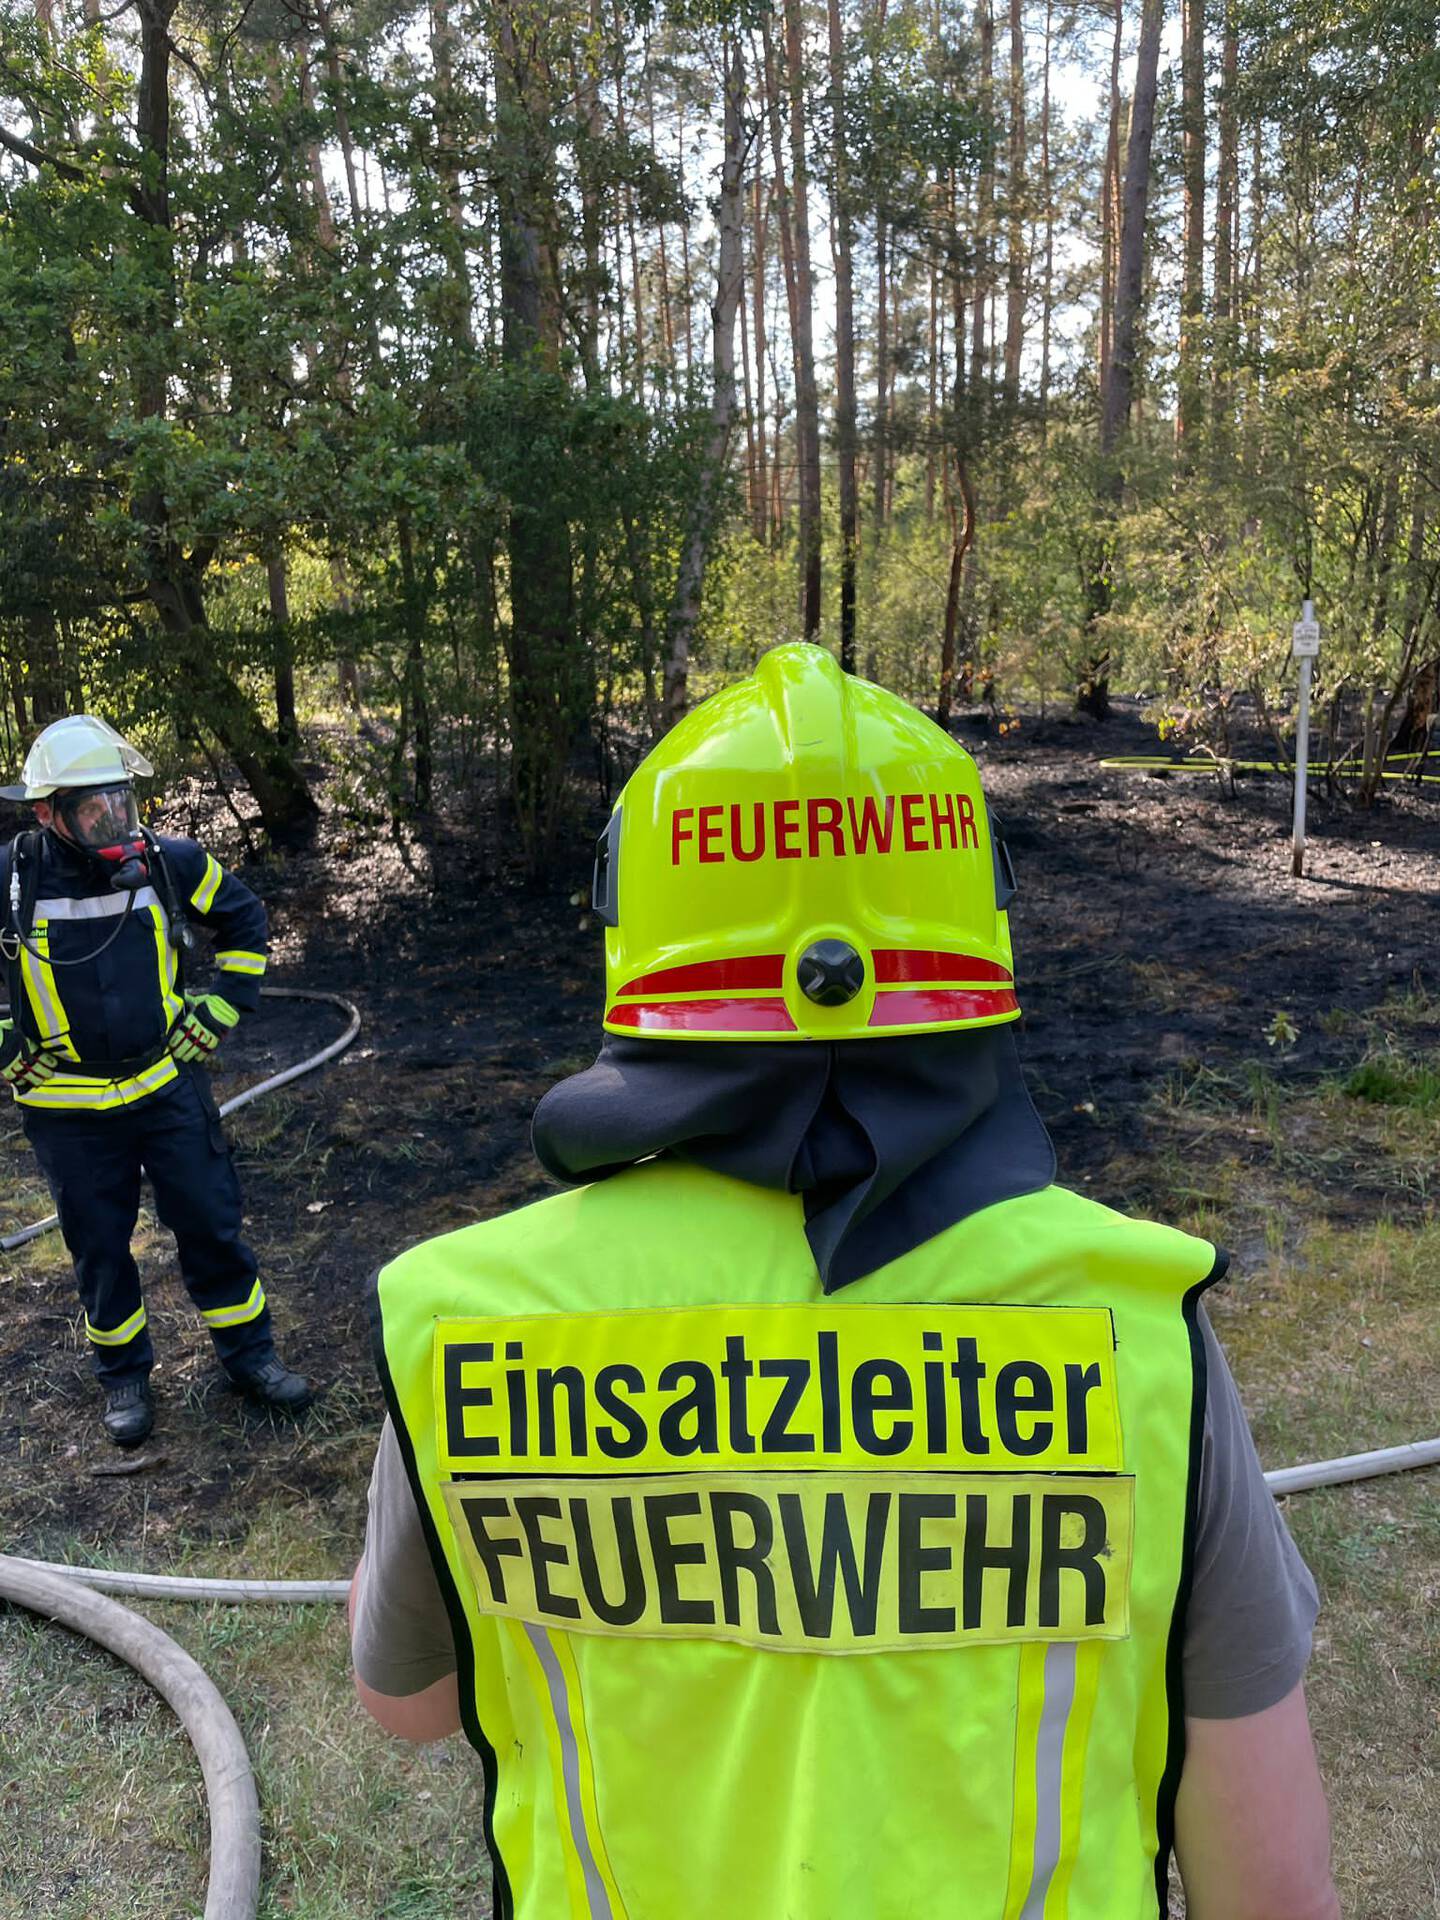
[0,1021,58,1092]
[167,992,241,1063]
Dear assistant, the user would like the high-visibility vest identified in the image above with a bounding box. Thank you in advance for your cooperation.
[374,1160,1220,1920]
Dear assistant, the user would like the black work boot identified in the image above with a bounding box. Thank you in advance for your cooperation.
[233,1355,315,1414]
[102,1378,154,1448]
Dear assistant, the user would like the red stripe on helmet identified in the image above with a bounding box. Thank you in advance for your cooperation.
[608,998,798,1034]
[872,949,1014,985]
[867,987,1020,1029]
[615,956,786,998]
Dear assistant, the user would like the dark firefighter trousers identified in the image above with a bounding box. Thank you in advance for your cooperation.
[21,1066,274,1388]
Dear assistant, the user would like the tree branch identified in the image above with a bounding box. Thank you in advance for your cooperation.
[0,121,85,182]
[165,32,214,111]
[187,536,220,579]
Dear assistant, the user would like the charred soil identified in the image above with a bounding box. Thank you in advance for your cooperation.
[1,700,1436,1557]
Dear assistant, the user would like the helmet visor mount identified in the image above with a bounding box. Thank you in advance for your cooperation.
[55,783,140,855]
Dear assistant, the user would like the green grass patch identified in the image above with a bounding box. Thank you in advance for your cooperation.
[1131,1002,1440,1914]
[1343,1052,1440,1111]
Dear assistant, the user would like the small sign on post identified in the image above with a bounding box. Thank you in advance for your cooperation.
[1291,600,1320,876]
[1292,614,1320,659]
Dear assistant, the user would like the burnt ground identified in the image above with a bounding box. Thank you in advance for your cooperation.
[1,698,1437,1557]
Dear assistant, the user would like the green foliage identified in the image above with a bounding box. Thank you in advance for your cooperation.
[1,0,1437,834]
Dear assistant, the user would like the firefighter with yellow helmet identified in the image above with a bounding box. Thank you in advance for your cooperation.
[352,648,1337,1918]
[1,715,312,1446]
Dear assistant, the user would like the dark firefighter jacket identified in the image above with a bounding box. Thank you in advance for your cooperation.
[0,830,267,1110]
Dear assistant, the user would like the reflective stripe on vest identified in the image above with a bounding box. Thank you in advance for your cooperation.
[16,1054,180,1110]
[150,901,184,1029]
[18,921,79,1060]
[375,1170,1218,1920]
[12,893,182,1108]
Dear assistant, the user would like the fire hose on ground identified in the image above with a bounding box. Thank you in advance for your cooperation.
[0,1554,261,1920]
[4,981,1440,1916]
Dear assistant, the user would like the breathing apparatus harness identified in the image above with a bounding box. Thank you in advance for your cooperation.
[0,819,196,1079]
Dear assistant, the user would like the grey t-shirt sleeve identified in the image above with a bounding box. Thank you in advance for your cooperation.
[1182,1310,1319,1719]
[352,1417,459,1697]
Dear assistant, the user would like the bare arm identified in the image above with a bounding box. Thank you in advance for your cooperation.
[349,1561,462,1744]
[1175,1682,1340,1920]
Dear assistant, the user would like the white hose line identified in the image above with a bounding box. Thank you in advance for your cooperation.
[12,1559,351,1603]
[0,1553,261,1920]
[10,1433,1440,1609]
[1262,1437,1440,1497]
[0,985,361,1251]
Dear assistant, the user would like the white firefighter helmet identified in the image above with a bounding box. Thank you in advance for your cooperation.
[0,715,154,802]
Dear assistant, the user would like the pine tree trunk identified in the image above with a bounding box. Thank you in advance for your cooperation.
[395,521,434,811]
[1213,7,1238,435]
[494,0,577,855]
[611,2,646,393]
[762,14,801,549]
[1083,0,1165,720]
[1002,0,1026,407]
[575,0,605,389]
[939,457,977,730]
[429,0,475,349]
[971,0,994,397]
[752,174,771,544]
[648,60,676,371]
[1099,0,1122,397]
[875,215,890,526]
[1039,0,1054,431]
[782,0,823,640]
[316,7,364,246]
[739,247,758,526]
[663,35,746,727]
[1236,116,1262,449]
[678,99,695,377]
[267,553,299,750]
[828,0,859,673]
[1176,0,1206,451]
[926,258,939,516]
[1101,0,1163,458]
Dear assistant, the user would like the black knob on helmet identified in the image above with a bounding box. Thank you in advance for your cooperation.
[797,939,866,1007]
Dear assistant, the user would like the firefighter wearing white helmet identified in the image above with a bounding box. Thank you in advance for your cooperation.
[0,715,313,1446]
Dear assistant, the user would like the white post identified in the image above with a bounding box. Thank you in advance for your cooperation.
[1291,599,1320,877]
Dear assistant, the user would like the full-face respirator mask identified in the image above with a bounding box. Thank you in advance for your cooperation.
[53,784,149,892]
